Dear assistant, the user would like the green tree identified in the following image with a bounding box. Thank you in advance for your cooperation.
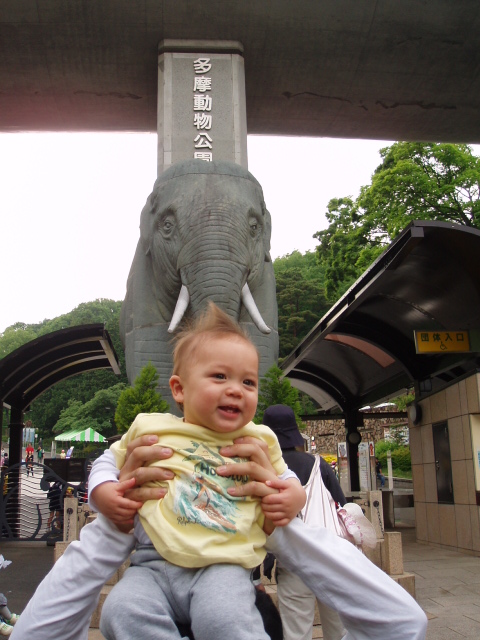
[52,383,127,438]
[315,142,480,301]
[391,392,415,412]
[255,365,303,425]
[314,196,383,301]
[273,251,329,358]
[115,363,169,433]
[53,399,84,434]
[361,142,480,235]
[0,323,41,358]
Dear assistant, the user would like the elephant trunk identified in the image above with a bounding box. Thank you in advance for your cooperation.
[167,260,271,334]
[182,260,245,319]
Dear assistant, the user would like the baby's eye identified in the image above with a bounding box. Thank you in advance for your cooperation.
[243,378,257,387]
[213,373,226,380]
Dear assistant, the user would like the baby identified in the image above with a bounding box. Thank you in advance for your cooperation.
[92,303,304,640]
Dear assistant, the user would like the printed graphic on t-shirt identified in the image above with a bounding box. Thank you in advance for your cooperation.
[173,441,248,534]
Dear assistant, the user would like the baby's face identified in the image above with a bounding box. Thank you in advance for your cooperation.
[170,336,259,432]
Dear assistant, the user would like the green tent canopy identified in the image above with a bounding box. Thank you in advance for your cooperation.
[54,427,106,443]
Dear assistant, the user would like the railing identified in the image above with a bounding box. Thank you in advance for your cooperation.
[0,460,92,542]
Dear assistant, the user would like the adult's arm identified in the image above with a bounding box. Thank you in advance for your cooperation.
[11,441,177,640]
[266,518,427,640]
[11,515,135,640]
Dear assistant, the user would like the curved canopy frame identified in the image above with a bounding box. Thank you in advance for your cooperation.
[0,324,121,470]
[0,324,120,413]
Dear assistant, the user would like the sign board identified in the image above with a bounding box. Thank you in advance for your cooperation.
[358,442,371,491]
[414,330,470,354]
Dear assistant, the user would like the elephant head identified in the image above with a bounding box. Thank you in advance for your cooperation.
[121,160,278,409]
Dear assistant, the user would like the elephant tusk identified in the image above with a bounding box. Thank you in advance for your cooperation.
[241,284,271,334]
[168,285,190,333]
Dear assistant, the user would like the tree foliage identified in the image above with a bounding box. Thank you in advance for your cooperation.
[273,251,329,359]
[255,365,303,425]
[375,440,411,474]
[52,384,127,438]
[315,142,480,301]
[115,363,169,433]
[0,323,39,358]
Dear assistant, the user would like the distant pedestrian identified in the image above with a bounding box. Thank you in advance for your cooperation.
[47,481,63,532]
[25,453,34,477]
[59,450,66,460]
[376,458,385,488]
[37,446,44,463]
[25,443,34,458]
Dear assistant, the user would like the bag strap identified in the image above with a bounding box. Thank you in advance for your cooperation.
[302,454,320,522]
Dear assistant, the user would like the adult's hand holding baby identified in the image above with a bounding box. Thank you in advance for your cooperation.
[91,435,175,533]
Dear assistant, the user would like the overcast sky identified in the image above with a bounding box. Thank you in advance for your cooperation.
[0,133,394,333]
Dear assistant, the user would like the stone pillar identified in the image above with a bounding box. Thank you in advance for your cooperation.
[157,40,247,176]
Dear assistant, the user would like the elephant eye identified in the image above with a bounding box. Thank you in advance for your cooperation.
[158,214,175,238]
[249,216,261,237]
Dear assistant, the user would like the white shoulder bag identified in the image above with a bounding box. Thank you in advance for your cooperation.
[301,455,347,538]
[301,455,377,550]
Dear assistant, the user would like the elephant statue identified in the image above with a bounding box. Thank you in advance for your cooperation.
[120,159,279,411]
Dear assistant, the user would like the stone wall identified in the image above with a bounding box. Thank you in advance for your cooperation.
[302,410,407,454]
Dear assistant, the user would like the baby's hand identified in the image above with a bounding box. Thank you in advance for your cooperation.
[91,479,145,533]
[261,477,306,528]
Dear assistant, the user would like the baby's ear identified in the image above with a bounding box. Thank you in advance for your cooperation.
[169,375,184,403]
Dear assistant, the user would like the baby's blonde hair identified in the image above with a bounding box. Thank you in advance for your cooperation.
[172,302,258,377]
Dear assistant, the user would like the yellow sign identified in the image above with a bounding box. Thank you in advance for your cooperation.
[414,330,470,354]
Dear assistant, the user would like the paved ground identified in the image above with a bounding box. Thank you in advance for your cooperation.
[3,521,480,639]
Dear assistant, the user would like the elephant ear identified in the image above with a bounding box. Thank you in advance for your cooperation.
[139,190,157,256]
[262,202,272,262]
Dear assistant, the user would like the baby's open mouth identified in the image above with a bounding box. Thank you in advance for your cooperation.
[220,406,240,414]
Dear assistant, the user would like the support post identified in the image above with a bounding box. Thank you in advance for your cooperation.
[345,410,362,492]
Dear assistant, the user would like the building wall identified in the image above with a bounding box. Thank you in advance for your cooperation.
[410,373,480,554]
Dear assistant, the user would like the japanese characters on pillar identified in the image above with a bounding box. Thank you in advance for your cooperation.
[193,57,213,161]
[157,40,248,176]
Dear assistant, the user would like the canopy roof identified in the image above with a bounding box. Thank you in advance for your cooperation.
[282,221,480,415]
[54,427,106,443]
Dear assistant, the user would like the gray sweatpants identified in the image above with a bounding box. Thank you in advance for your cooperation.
[100,546,270,640]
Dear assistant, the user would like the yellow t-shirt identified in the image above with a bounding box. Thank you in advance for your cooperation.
[111,413,287,569]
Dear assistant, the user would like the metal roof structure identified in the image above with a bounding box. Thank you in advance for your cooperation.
[2,1,480,142]
[0,324,120,414]
[282,221,480,415]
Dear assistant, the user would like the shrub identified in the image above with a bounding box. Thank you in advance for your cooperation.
[375,440,411,474]
[391,447,411,472]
